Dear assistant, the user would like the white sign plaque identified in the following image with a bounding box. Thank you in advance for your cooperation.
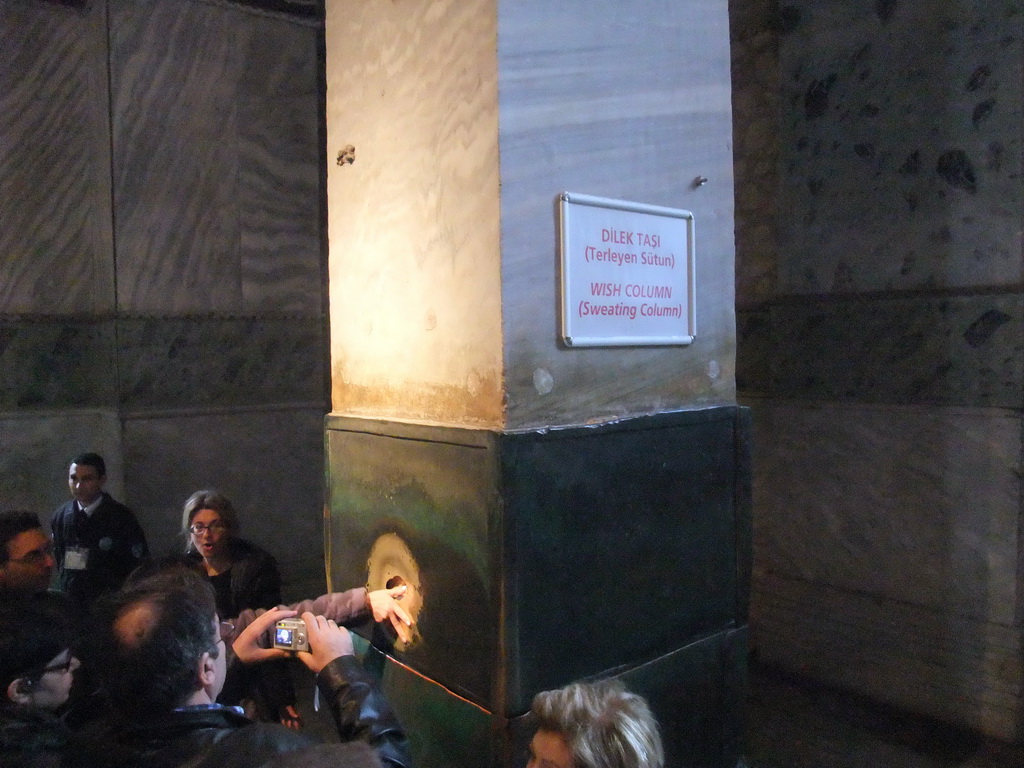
[559,192,695,347]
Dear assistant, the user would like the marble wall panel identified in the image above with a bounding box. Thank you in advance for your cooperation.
[111,0,322,316]
[731,0,1024,737]
[729,0,781,305]
[752,572,1024,741]
[0,409,125,521]
[123,406,327,601]
[237,90,322,312]
[116,316,324,409]
[0,0,114,314]
[734,306,771,396]
[110,0,243,314]
[738,292,1024,407]
[749,399,1021,627]
[0,319,117,409]
[236,15,322,313]
[777,1,1023,295]
[498,0,738,429]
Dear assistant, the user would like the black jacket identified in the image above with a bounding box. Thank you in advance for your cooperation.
[51,493,149,615]
[186,537,281,619]
[186,537,292,717]
[0,702,70,768]
[74,655,411,768]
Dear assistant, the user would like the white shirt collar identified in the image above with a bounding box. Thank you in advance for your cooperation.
[79,495,103,517]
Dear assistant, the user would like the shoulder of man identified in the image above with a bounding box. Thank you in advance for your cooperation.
[94,493,137,518]
[71,706,292,767]
[195,720,319,767]
[51,500,74,525]
[0,701,70,754]
[93,495,147,539]
[258,742,383,768]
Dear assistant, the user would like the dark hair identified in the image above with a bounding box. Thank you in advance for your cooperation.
[71,452,106,477]
[124,554,207,588]
[181,490,239,543]
[93,570,219,715]
[0,510,43,566]
[0,593,77,693]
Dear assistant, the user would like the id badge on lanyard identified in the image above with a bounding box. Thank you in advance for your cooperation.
[65,546,89,570]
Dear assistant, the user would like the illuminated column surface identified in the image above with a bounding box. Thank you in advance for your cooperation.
[325,0,503,427]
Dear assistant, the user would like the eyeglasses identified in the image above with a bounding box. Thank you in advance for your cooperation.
[23,652,76,684]
[189,522,227,535]
[10,543,54,565]
[217,621,235,642]
[42,656,76,675]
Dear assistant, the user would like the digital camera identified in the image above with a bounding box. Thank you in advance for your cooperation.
[273,618,309,652]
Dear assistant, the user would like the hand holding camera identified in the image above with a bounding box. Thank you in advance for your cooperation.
[232,607,297,664]
[292,611,354,674]
[232,608,354,674]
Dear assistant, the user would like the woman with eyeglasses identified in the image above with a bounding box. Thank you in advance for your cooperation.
[181,490,301,729]
[182,491,282,618]
[0,593,81,767]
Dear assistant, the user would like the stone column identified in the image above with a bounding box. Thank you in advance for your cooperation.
[325,2,747,765]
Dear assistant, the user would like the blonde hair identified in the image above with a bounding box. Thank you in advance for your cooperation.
[531,680,664,768]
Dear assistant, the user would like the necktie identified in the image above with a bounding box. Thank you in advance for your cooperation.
[73,505,88,539]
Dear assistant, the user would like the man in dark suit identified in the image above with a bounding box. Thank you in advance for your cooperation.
[51,452,148,615]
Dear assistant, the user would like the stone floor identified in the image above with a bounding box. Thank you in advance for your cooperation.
[292,658,1024,767]
[743,663,1024,768]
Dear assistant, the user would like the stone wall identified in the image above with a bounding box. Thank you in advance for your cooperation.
[732,0,1024,739]
[0,0,328,599]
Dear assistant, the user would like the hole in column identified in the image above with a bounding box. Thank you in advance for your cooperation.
[366,532,422,650]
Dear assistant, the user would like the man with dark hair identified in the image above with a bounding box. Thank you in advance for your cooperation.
[0,511,56,596]
[51,452,148,614]
[97,573,223,714]
[81,570,410,768]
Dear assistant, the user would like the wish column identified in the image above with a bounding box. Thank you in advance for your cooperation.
[323,1,748,766]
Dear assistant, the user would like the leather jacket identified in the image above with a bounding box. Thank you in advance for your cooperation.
[73,656,411,768]
[0,701,70,768]
[185,537,282,618]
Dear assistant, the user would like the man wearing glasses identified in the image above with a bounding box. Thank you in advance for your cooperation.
[0,510,57,596]
[0,592,80,766]
[81,569,411,768]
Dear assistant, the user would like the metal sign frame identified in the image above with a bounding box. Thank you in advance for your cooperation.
[559,192,696,347]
